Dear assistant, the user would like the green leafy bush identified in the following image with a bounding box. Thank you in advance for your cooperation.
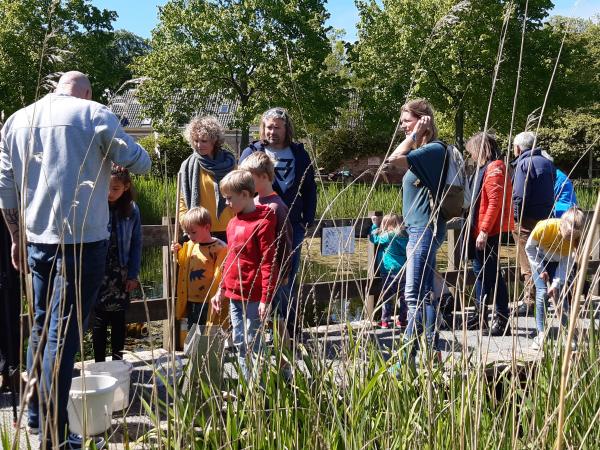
[537,104,600,178]
[315,126,392,172]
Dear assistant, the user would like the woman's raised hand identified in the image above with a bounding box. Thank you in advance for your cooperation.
[412,115,431,143]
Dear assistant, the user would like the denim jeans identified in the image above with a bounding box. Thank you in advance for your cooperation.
[532,261,570,333]
[277,222,305,337]
[380,271,407,322]
[26,240,108,445]
[404,224,446,351]
[471,234,510,319]
[230,300,263,381]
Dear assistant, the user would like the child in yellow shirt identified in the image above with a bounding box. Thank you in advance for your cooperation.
[171,207,228,328]
[525,207,584,350]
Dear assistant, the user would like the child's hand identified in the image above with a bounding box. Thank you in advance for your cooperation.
[171,242,181,254]
[548,285,557,298]
[125,279,139,292]
[211,292,223,312]
[371,215,382,226]
[258,302,271,322]
[540,271,549,282]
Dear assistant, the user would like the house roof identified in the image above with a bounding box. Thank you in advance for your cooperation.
[108,89,241,130]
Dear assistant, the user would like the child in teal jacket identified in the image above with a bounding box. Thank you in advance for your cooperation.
[370,214,408,328]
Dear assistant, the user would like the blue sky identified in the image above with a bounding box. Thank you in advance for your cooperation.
[91,0,599,41]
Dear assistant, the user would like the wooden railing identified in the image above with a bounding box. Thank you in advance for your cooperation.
[123,212,600,329]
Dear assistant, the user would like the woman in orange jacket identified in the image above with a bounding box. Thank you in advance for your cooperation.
[466,132,515,335]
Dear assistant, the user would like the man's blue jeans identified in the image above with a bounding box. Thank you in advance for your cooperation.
[471,234,510,319]
[277,222,305,337]
[404,224,446,351]
[27,240,108,444]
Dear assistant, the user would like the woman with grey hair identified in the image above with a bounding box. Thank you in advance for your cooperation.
[179,115,235,242]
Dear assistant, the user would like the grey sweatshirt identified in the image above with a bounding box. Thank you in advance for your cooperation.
[0,93,151,244]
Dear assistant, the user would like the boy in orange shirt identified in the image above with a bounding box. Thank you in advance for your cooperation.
[171,207,228,329]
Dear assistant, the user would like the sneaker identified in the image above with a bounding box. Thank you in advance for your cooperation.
[378,320,391,329]
[515,301,534,316]
[395,319,407,329]
[66,433,106,450]
[486,318,511,337]
[531,332,545,351]
[466,311,488,331]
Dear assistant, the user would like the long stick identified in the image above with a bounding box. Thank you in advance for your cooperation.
[555,191,600,450]
[173,172,182,261]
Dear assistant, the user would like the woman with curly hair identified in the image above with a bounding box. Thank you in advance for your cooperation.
[179,116,236,242]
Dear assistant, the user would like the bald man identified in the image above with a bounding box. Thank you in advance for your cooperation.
[0,71,151,449]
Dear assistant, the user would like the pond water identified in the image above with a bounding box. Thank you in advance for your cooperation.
[136,243,369,326]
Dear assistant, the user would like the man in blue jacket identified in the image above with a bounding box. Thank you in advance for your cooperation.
[0,71,151,449]
[511,131,556,316]
[239,108,317,339]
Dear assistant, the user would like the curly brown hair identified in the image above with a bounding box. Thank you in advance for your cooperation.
[183,116,225,151]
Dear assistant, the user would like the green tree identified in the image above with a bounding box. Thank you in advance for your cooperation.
[350,0,570,149]
[537,104,600,178]
[133,0,342,150]
[0,0,117,115]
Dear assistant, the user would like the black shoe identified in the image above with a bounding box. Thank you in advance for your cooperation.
[514,301,534,317]
[486,318,511,337]
[439,313,460,331]
[466,309,488,330]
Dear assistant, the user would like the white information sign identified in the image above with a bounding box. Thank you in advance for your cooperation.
[321,226,355,256]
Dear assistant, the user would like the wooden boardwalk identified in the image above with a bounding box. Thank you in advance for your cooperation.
[2,305,598,449]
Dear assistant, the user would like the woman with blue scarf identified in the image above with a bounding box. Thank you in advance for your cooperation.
[179,116,236,242]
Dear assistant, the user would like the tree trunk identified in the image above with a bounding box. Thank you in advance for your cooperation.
[454,103,465,151]
[238,91,250,154]
[240,123,250,155]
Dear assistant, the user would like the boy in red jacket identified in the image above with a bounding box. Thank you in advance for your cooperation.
[211,170,278,381]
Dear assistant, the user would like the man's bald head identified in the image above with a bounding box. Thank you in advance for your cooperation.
[55,71,92,100]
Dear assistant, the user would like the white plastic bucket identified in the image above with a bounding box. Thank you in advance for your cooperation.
[68,375,118,436]
[84,360,133,412]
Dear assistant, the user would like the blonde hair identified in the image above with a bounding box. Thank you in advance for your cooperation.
[219,169,255,196]
[259,107,295,146]
[181,206,211,231]
[183,115,225,150]
[375,213,403,235]
[560,207,584,240]
[401,99,438,142]
[239,151,275,182]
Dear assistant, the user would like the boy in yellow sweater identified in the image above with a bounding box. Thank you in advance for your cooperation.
[171,207,228,328]
[525,207,584,350]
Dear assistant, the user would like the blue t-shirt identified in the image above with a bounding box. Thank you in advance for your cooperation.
[266,146,295,193]
[402,141,446,228]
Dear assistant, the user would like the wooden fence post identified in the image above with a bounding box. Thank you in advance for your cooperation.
[445,220,463,271]
[366,211,383,323]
